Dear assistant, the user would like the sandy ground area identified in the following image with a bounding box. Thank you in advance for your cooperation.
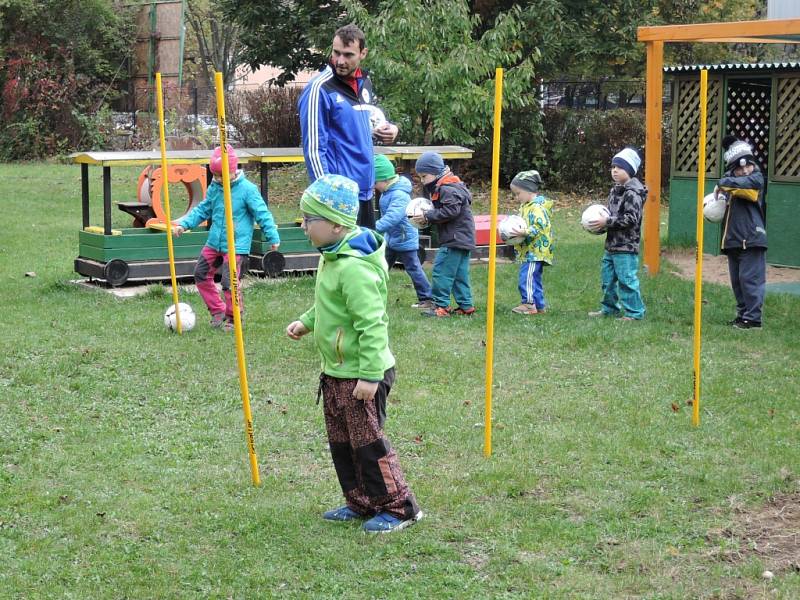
[663,249,800,286]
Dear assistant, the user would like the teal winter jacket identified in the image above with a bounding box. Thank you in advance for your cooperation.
[177,172,280,254]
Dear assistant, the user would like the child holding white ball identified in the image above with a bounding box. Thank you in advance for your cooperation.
[586,147,647,321]
[507,170,554,315]
[409,152,476,318]
[373,154,433,309]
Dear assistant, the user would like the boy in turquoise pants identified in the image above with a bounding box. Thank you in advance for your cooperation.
[409,151,477,317]
[586,147,647,320]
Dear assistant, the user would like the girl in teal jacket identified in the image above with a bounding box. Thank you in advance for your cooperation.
[173,146,280,329]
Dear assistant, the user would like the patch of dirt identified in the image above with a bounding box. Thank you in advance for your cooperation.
[706,491,800,574]
[664,249,800,286]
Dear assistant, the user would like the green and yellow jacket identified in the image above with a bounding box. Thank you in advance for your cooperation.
[299,227,395,381]
[514,195,554,264]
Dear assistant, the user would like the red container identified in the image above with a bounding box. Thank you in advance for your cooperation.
[473,214,508,246]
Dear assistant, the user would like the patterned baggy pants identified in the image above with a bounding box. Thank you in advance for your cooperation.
[320,367,420,519]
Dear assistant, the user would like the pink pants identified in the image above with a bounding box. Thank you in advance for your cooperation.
[193,246,245,318]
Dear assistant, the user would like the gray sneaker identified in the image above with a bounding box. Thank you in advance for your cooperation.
[412,299,434,310]
[210,312,226,328]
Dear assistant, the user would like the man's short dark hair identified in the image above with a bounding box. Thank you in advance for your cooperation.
[334,24,366,50]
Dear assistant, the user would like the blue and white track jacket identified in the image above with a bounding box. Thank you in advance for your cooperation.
[298,65,382,202]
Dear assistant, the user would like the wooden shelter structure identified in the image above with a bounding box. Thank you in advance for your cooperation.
[637,18,800,274]
[665,61,800,267]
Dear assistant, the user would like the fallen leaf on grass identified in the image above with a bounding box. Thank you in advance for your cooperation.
[671,403,681,412]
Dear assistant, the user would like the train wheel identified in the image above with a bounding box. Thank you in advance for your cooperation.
[103,259,130,287]
[261,251,286,277]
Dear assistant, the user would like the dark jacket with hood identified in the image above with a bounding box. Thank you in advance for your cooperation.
[718,166,767,252]
[422,172,476,251]
[604,177,647,254]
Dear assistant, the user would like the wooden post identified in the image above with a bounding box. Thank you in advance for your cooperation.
[103,166,112,236]
[643,40,664,274]
[81,163,90,229]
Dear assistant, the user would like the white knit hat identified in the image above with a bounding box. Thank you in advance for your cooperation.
[611,147,641,177]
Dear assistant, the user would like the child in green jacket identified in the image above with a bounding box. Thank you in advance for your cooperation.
[286,174,422,533]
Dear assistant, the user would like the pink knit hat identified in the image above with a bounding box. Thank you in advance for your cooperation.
[209,144,238,176]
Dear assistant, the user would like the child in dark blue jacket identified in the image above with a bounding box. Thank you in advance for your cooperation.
[373,155,433,309]
[716,136,767,329]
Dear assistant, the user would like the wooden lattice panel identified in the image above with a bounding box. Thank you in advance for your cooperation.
[725,79,771,173]
[674,78,722,176]
[773,76,800,180]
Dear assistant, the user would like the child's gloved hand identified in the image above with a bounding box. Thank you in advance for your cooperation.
[353,379,379,401]
[286,320,309,340]
[171,224,185,237]
[271,243,280,251]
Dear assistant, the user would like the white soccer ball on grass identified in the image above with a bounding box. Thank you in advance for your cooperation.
[581,204,610,234]
[164,302,196,332]
[497,214,529,245]
[406,197,434,229]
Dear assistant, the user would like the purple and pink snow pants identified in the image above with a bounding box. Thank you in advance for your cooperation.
[193,245,246,319]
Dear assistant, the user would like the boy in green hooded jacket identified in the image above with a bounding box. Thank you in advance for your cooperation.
[286,174,422,533]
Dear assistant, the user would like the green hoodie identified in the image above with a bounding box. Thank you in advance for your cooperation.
[298,227,395,381]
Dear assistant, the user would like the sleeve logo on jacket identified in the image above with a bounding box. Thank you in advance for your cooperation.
[336,93,345,103]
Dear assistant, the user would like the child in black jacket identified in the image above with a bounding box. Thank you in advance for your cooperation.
[716,136,767,329]
[410,152,477,318]
[587,147,647,321]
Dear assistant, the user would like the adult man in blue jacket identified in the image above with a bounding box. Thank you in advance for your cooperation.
[298,24,398,229]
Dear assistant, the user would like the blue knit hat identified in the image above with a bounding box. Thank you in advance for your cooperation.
[300,174,360,228]
[415,151,446,176]
[612,147,641,177]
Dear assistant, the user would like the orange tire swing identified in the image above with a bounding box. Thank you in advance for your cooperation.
[136,163,208,227]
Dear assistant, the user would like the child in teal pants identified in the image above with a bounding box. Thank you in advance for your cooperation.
[410,151,477,317]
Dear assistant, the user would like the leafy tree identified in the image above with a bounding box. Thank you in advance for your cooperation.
[219,0,380,86]
[0,0,135,158]
[185,0,246,91]
[344,0,541,147]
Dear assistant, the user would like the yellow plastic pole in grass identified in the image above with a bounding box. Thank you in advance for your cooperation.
[155,72,183,334]
[214,72,260,486]
[484,68,503,457]
[692,69,709,427]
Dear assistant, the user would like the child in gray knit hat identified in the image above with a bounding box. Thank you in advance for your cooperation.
[410,152,477,317]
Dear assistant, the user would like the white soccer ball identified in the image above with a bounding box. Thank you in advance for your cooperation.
[703,192,727,223]
[406,197,433,228]
[498,214,529,245]
[164,302,196,332]
[581,204,610,234]
[366,105,387,133]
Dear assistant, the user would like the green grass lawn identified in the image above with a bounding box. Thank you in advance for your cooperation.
[1,162,798,599]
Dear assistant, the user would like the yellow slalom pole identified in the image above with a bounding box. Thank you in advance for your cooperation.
[155,72,183,334]
[484,68,503,457]
[692,69,709,427]
[214,72,260,486]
